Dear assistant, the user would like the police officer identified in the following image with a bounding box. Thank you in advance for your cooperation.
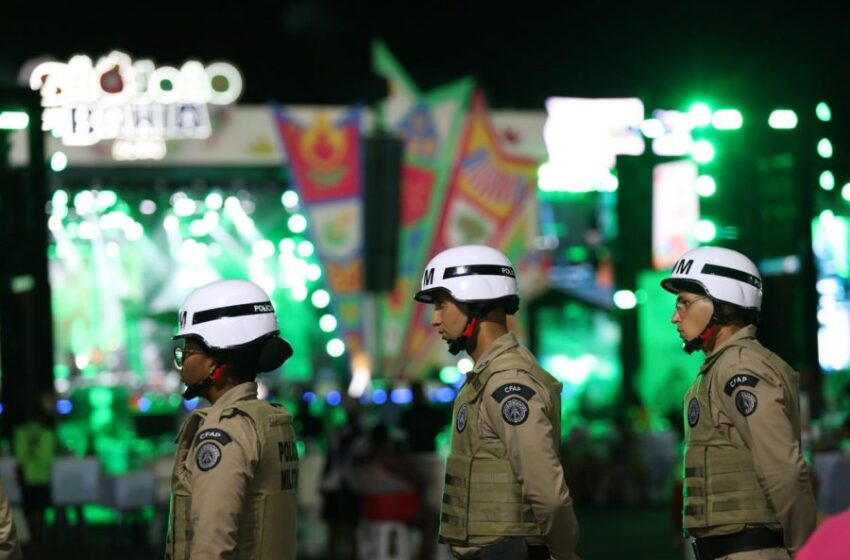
[662,247,817,559]
[165,279,299,560]
[414,245,580,560]
[0,477,21,560]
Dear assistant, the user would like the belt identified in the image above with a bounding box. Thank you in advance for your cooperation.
[692,527,784,560]
[472,539,550,560]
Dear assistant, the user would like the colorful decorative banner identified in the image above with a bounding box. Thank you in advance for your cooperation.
[371,41,474,376]
[402,92,548,376]
[273,107,365,353]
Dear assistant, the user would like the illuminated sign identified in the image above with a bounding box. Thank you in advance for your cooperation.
[652,160,700,269]
[540,97,644,192]
[28,51,242,156]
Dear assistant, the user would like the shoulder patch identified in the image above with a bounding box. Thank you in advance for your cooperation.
[196,442,223,471]
[724,374,761,395]
[455,403,469,433]
[195,428,232,447]
[501,397,530,426]
[735,390,758,416]
[687,398,700,427]
[491,382,536,403]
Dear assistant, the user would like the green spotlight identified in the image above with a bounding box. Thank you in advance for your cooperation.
[816,102,832,122]
[613,290,637,310]
[694,219,717,242]
[818,138,833,159]
[768,109,798,129]
[820,170,835,191]
[692,140,715,163]
[694,176,717,197]
[688,103,712,127]
[50,151,68,172]
[712,109,743,130]
[0,111,29,130]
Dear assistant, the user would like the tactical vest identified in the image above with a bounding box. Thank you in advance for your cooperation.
[683,338,796,531]
[440,346,563,545]
[166,400,298,560]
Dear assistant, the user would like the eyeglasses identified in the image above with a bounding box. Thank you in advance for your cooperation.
[675,296,708,315]
[173,347,205,369]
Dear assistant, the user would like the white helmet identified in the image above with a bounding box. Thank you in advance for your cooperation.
[661,247,762,310]
[414,245,519,312]
[174,279,280,349]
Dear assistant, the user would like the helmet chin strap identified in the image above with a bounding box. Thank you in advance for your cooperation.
[683,323,719,354]
[182,365,224,401]
[445,302,498,356]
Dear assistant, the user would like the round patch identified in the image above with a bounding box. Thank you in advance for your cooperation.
[456,403,469,433]
[687,397,701,427]
[501,397,529,426]
[196,442,222,471]
[735,390,758,416]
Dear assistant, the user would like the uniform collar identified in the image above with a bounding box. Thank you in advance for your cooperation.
[700,324,758,371]
[471,332,519,376]
[210,381,259,409]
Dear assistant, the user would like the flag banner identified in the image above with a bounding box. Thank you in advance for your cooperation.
[274,106,365,353]
[371,40,474,374]
[402,91,548,376]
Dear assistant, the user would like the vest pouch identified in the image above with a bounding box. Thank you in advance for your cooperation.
[169,491,193,560]
[440,454,473,543]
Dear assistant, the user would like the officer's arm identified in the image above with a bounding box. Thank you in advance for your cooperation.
[712,364,817,553]
[0,479,22,560]
[481,371,579,560]
[188,415,259,560]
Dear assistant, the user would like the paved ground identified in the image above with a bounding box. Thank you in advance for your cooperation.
[21,504,687,560]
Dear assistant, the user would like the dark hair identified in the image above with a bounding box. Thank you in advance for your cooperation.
[715,302,760,326]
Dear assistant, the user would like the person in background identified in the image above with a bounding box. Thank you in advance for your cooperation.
[13,393,56,548]
[399,380,446,454]
[414,245,581,560]
[0,477,21,560]
[661,247,817,559]
[796,509,850,560]
[165,279,298,560]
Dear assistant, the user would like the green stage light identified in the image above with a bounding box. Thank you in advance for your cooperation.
[694,175,717,197]
[818,138,833,159]
[820,170,836,191]
[281,190,299,209]
[768,109,798,129]
[311,289,330,309]
[0,110,29,130]
[688,103,712,127]
[439,366,462,385]
[50,151,68,172]
[326,338,345,357]
[842,183,850,202]
[288,214,307,233]
[694,219,717,242]
[640,118,665,138]
[205,192,223,210]
[816,102,832,122]
[692,140,715,163]
[319,314,337,333]
[712,109,743,130]
[613,290,637,310]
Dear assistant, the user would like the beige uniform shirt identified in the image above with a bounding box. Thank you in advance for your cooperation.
[170,382,286,559]
[0,478,21,560]
[691,325,817,553]
[452,333,579,560]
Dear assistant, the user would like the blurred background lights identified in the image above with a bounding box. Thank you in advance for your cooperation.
[297,240,315,257]
[326,338,345,357]
[139,199,157,214]
[319,314,337,332]
[694,219,718,242]
[281,190,300,209]
[842,183,850,202]
[818,138,833,159]
[311,289,331,308]
[288,214,307,233]
[694,175,717,197]
[252,239,275,258]
[691,140,715,163]
[711,109,743,130]
[205,192,224,210]
[50,151,68,172]
[613,290,637,310]
[816,101,832,122]
[457,357,474,373]
[688,103,712,127]
[820,170,836,191]
[768,109,798,129]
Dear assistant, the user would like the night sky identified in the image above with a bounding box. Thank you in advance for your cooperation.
[1,1,845,114]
